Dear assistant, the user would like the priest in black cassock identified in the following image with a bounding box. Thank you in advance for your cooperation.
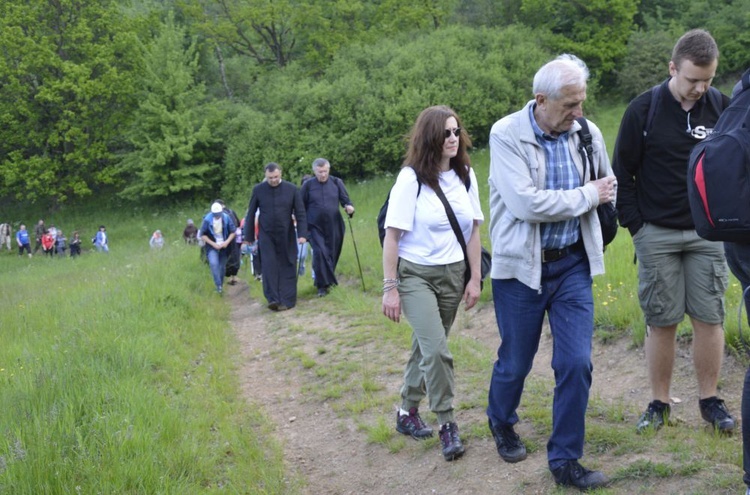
[300,158,355,297]
[244,163,308,311]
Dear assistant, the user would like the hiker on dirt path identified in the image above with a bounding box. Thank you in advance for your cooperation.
[199,202,236,295]
[382,105,483,462]
[300,158,354,297]
[486,54,615,491]
[243,163,307,311]
[613,29,734,436]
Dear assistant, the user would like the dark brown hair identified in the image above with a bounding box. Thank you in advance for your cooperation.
[672,29,719,68]
[403,105,472,190]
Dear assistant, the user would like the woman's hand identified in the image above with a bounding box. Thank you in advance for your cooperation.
[382,290,401,322]
[463,277,481,310]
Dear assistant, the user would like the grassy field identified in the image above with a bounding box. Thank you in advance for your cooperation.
[0,233,289,493]
[0,102,747,493]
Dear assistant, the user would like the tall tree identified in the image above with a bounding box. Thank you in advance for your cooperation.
[118,12,222,200]
[179,0,302,68]
[0,0,141,207]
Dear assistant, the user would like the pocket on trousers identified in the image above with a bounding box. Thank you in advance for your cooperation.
[711,260,729,294]
[638,264,664,316]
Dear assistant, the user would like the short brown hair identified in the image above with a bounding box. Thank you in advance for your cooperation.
[672,29,719,68]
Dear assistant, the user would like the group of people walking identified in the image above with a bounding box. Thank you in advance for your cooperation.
[381,28,750,493]
[199,160,355,305]
[11,219,107,258]
[190,27,750,491]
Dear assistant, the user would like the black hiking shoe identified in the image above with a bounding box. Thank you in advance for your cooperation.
[488,419,527,463]
[551,460,609,492]
[438,422,465,461]
[395,407,433,439]
[636,400,671,433]
[699,396,735,433]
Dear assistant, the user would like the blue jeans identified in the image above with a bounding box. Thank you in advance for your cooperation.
[206,248,228,290]
[487,250,594,469]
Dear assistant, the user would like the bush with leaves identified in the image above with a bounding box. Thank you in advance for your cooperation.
[221,24,550,198]
[616,29,676,101]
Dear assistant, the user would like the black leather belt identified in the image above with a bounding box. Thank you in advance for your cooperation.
[542,239,583,263]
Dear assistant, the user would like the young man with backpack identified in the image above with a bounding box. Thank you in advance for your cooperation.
[613,29,734,435]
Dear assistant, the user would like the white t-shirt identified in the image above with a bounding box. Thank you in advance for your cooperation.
[384,167,484,266]
[212,217,225,244]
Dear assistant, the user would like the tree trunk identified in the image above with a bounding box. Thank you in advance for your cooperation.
[215,44,233,101]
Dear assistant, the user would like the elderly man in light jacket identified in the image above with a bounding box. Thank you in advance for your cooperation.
[485,54,616,492]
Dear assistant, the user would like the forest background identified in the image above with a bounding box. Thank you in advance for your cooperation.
[1,0,750,212]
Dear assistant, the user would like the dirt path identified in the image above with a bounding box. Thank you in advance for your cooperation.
[228,280,745,494]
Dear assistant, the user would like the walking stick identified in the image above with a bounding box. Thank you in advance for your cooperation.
[296,242,302,283]
[347,213,366,292]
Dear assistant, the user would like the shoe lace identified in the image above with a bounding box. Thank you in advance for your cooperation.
[498,425,521,447]
[413,411,428,429]
[646,401,668,417]
[571,461,592,479]
[707,399,731,420]
[440,422,458,443]
[400,410,425,430]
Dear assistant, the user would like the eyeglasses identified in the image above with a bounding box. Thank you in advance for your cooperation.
[444,127,461,139]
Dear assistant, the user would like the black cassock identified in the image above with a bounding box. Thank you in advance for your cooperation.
[244,181,307,308]
[301,177,352,290]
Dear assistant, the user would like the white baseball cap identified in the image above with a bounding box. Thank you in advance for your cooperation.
[211,202,223,214]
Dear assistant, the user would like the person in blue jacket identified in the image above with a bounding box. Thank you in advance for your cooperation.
[16,224,31,257]
[93,225,109,253]
[200,202,236,294]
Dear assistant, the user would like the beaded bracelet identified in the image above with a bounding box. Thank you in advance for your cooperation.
[383,278,400,284]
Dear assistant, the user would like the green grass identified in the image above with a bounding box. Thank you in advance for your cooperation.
[0,240,291,494]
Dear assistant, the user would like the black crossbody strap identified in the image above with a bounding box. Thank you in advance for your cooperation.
[433,184,469,266]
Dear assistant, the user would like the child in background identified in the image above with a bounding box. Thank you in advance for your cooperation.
[55,230,67,257]
[69,231,81,257]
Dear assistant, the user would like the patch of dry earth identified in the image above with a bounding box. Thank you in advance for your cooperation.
[228,280,745,495]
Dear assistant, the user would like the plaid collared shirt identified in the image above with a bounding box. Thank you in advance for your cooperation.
[529,105,581,250]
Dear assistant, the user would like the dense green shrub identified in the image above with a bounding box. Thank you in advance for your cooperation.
[221,24,550,196]
[616,29,676,101]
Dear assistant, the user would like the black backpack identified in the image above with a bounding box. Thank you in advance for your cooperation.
[687,69,750,243]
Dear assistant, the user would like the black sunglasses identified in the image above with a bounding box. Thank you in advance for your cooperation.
[444,127,461,139]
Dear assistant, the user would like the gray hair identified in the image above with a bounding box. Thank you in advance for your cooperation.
[533,54,589,100]
[311,158,329,171]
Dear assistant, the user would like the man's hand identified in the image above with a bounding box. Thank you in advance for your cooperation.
[592,176,617,204]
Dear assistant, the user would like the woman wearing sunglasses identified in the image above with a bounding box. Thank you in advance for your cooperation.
[382,105,484,461]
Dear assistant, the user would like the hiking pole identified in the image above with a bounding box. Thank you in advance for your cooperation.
[296,242,302,283]
[347,213,366,292]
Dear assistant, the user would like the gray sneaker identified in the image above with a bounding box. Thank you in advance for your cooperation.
[438,422,465,461]
[396,407,433,439]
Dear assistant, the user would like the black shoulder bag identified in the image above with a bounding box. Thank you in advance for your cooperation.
[575,117,618,248]
[433,183,491,289]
